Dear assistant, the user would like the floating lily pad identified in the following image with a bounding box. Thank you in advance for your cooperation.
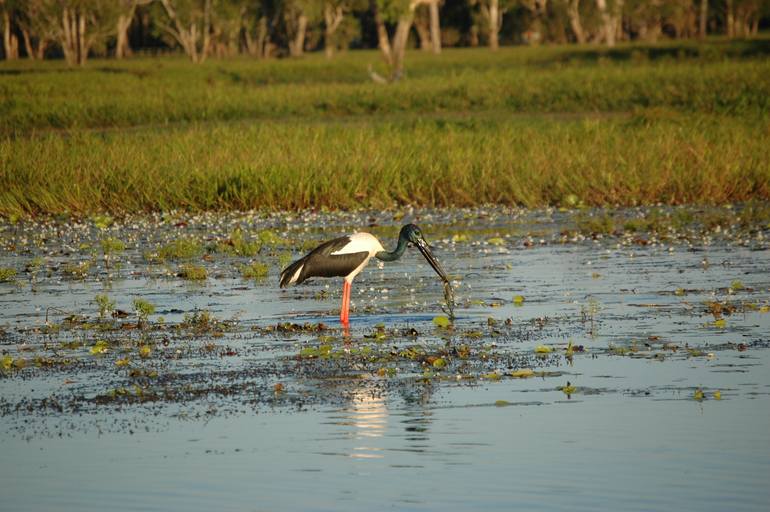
[432,316,451,328]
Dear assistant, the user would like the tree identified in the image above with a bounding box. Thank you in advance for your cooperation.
[699,0,707,39]
[116,1,153,59]
[281,0,324,57]
[413,0,441,53]
[28,0,121,65]
[595,0,623,46]
[1,0,19,60]
[563,0,586,43]
[241,0,277,58]
[373,0,434,81]
[158,0,213,63]
[470,0,512,50]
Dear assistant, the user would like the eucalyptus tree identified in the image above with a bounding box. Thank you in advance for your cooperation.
[116,0,152,58]
[282,0,324,57]
[563,0,586,43]
[209,0,243,56]
[241,0,277,58]
[413,0,441,53]
[14,0,55,59]
[157,0,214,62]
[25,0,122,65]
[323,0,366,58]
[0,0,19,60]
[372,0,425,80]
[594,0,623,46]
[469,0,512,50]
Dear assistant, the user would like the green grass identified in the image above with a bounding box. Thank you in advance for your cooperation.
[2,40,769,216]
[240,261,269,280]
[178,264,207,281]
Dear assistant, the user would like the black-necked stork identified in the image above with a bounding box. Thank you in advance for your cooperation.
[280,224,449,326]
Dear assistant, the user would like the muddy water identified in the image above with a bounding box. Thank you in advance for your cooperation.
[1,207,769,511]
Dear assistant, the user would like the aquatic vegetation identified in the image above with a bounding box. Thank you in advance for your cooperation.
[94,294,115,320]
[100,237,126,255]
[90,340,109,355]
[148,238,203,262]
[132,299,155,326]
[91,215,113,229]
[257,230,285,246]
[62,261,91,279]
[216,228,261,257]
[181,310,224,334]
[179,264,207,280]
[240,261,268,280]
[559,382,577,396]
[576,212,615,236]
[0,267,17,282]
[432,316,451,328]
[510,369,535,378]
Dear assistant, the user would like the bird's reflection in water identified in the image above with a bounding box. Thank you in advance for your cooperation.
[326,384,436,461]
[336,389,388,459]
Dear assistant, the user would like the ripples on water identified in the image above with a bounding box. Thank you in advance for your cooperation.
[1,207,769,510]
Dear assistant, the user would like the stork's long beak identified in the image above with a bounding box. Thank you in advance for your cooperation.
[415,238,449,283]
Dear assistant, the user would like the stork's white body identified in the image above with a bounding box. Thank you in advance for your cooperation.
[329,232,385,282]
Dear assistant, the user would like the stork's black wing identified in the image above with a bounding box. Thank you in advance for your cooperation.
[280,236,369,287]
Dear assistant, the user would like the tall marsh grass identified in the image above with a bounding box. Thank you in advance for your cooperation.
[1,40,769,216]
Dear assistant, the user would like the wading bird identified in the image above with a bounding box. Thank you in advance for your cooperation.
[280,224,449,326]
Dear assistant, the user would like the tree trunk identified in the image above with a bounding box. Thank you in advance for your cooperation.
[428,0,440,54]
[566,0,585,44]
[487,0,500,51]
[116,11,135,59]
[596,0,622,47]
[390,11,415,80]
[289,13,307,57]
[245,16,268,58]
[374,6,393,67]
[2,10,18,60]
[414,13,431,50]
[726,0,734,38]
[21,28,33,59]
[323,4,344,59]
[595,0,613,46]
[699,0,707,39]
[77,10,87,65]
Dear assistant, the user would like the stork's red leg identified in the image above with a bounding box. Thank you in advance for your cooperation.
[340,281,351,325]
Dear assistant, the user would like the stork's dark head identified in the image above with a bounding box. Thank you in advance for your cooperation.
[399,224,449,283]
[400,224,424,245]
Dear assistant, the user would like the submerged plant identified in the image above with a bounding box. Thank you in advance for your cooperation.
[132,298,155,327]
[147,238,203,262]
[179,264,207,280]
[0,267,17,283]
[62,261,91,279]
[217,228,261,257]
[240,261,268,280]
[95,293,115,320]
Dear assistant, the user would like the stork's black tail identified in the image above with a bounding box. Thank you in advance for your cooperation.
[279,256,306,288]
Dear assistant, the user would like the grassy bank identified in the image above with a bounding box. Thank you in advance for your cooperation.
[3,113,768,216]
[1,40,769,216]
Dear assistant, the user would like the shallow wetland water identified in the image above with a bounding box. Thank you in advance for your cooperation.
[1,206,769,511]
